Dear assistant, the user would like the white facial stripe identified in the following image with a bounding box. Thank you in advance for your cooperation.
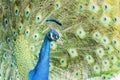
[56,36,58,39]
[50,33,54,39]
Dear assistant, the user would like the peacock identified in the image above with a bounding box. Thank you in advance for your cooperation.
[0,0,120,80]
[28,29,61,80]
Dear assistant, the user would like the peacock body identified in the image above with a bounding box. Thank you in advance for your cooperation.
[28,29,61,80]
[0,0,120,80]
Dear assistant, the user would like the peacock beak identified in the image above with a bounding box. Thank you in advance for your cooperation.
[56,38,63,45]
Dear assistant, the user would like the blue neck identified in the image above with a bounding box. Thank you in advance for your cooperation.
[28,36,51,80]
[36,36,51,70]
[36,37,51,67]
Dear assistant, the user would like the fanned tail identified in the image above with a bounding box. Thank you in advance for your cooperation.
[0,0,120,80]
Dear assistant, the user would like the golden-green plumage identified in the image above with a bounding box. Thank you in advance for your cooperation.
[14,35,33,80]
[0,0,120,80]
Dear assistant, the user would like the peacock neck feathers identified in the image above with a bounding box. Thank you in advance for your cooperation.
[39,35,51,63]
[29,34,51,80]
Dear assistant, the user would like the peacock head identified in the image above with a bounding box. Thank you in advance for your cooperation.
[47,29,62,43]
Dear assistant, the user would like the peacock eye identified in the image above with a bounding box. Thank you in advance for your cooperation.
[48,33,51,37]
[52,34,56,39]
[79,5,82,10]
[113,17,117,22]
[15,9,19,15]
[91,5,95,10]
[104,5,108,10]
[4,19,9,26]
